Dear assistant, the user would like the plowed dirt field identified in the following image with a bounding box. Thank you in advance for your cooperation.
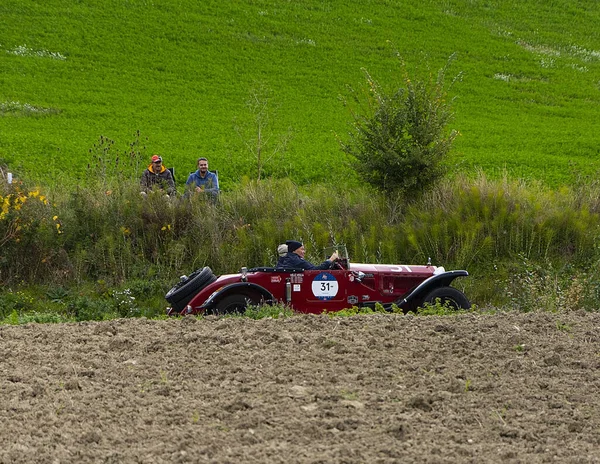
[1,311,599,463]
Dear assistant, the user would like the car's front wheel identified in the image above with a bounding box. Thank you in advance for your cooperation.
[422,286,471,311]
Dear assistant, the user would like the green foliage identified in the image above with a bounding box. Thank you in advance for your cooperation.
[341,56,459,196]
[0,291,35,320]
[46,287,69,303]
[3,310,19,325]
[0,287,73,323]
[4,171,600,321]
[496,253,600,312]
[2,310,72,325]
[67,296,115,322]
[513,344,525,353]
[416,299,470,316]
[329,306,373,318]
[327,303,390,318]
[243,303,294,320]
[555,320,572,332]
[0,181,65,283]
[400,172,600,269]
[85,132,149,189]
[464,379,473,392]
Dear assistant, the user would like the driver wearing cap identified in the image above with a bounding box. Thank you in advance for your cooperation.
[277,240,338,270]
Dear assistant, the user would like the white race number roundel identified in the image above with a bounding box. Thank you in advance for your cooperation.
[312,272,339,301]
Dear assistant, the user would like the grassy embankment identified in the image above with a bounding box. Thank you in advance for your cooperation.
[3,171,600,322]
[2,0,600,322]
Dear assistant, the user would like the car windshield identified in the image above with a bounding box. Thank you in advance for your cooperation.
[323,245,348,261]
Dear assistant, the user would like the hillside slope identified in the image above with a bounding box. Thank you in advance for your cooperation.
[1,0,600,187]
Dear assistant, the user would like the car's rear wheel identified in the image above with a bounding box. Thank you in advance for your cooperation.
[166,267,217,313]
[422,286,471,311]
[212,294,252,315]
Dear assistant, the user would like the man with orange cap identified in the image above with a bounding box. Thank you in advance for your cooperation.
[140,154,176,196]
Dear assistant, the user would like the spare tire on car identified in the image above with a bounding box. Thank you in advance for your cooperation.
[166,267,217,313]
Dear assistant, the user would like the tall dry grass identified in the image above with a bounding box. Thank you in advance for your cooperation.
[2,171,600,312]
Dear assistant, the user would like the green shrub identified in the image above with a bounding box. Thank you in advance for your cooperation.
[0,291,35,319]
[67,296,115,322]
[341,55,459,197]
[0,181,66,284]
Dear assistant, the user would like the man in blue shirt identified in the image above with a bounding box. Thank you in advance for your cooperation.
[278,240,338,270]
[186,157,219,198]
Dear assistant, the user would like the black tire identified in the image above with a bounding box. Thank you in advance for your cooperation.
[422,286,471,311]
[167,269,218,314]
[166,266,216,305]
[211,294,253,315]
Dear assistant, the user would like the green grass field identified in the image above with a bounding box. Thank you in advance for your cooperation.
[2,0,600,188]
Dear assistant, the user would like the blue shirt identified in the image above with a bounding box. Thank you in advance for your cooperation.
[186,170,219,193]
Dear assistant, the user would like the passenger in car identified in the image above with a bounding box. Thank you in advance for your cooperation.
[278,240,338,270]
[276,244,288,266]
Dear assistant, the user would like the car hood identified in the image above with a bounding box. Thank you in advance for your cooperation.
[349,263,445,275]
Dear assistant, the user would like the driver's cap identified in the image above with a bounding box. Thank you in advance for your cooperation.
[286,240,303,253]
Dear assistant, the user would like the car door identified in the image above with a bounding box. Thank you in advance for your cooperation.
[294,269,350,313]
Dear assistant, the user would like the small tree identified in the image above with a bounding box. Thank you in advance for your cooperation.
[341,55,460,197]
[234,83,293,181]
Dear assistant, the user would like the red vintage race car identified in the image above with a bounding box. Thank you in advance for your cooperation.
[165,246,471,316]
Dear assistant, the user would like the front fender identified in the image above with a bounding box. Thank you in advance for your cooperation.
[200,282,274,311]
[396,270,468,310]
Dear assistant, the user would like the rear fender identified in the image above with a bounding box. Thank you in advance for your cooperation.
[396,270,468,311]
[200,282,274,311]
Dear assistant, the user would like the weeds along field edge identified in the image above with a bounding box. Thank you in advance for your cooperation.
[2,171,600,322]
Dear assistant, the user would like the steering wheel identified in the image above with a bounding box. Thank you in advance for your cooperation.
[332,258,345,270]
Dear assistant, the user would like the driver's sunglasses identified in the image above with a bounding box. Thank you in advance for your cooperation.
[152,161,162,165]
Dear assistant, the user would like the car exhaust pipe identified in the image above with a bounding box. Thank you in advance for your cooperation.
[286,279,292,303]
